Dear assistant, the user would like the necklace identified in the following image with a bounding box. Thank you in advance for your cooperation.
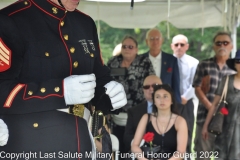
[156,113,172,137]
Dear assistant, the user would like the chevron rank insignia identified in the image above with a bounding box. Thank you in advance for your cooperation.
[0,38,11,72]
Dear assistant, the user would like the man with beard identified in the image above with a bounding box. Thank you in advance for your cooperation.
[192,31,235,160]
[0,0,127,159]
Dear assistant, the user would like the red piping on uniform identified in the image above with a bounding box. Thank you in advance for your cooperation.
[76,10,90,17]
[22,84,64,100]
[4,84,25,108]
[98,44,104,65]
[31,0,61,20]
[47,0,66,10]
[58,15,73,75]
[75,117,81,160]
[9,1,32,16]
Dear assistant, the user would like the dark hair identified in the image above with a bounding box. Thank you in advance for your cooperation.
[152,84,178,116]
[121,35,138,47]
[212,31,232,42]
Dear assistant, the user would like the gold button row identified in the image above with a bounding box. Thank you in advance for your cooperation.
[28,87,60,95]
[64,35,68,41]
[73,61,78,68]
[60,21,64,27]
[33,123,38,128]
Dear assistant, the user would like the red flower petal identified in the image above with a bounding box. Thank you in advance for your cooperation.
[220,107,228,115]
[143,132,154,143]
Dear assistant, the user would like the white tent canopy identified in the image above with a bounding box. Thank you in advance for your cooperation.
[1,0,240,54]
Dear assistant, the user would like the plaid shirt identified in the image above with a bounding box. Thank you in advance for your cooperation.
[193,57,235,125]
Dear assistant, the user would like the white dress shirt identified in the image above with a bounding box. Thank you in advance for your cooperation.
[174,53,199,100]
[149,52,161,78]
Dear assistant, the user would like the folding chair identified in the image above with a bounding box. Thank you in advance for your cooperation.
[110,134,119,160]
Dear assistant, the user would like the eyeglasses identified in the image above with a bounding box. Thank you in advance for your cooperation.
[235,59,240,64]
[174,43,185,47]
[122,45,134,50]
[143,84,159,89]
[215,41,230,46]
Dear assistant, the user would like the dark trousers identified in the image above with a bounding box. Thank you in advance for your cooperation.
[112,124,126,160]
[179,99,194,159]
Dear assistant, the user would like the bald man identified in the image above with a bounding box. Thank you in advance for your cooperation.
[171,34,199,157]
[124,75,162,152]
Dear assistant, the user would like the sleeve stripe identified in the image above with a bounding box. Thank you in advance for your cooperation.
[0,53,9,65]
[0,48,10,60]
[4,84,25,108]
[0,40,10,55]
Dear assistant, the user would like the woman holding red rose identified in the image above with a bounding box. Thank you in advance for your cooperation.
[131,84,188,160]
[202,50,240,159]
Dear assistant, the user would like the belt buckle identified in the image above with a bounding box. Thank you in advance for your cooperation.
[70,104,85,117]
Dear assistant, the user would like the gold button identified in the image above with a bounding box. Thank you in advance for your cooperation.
[45,52,49,57]
[24,1,28,5]
[52,7,58,14]
[73,61,78,68]
[70,47,75,53]
[54,87,60,92]
[63,35,68,40]
[28,91,33,95]
[40,88,46,93]
[33,123,38,128]
[90,53,94,57]
[60,21,64,26]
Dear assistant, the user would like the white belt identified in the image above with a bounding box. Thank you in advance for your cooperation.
[57,105,91,123]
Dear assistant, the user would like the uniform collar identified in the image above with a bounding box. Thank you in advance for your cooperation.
[31,0,67,19]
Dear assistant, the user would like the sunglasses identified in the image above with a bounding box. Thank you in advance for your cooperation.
[215,41,230,46]
[122,45,134,50]
[143,84,159,89]
[174,43,185,47]
[235,59,240,64]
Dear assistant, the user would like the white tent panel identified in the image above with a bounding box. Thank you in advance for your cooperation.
[78,1,223,29]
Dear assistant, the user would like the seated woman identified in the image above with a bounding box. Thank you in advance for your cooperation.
[107,35,155,154]
[131,84,188,160]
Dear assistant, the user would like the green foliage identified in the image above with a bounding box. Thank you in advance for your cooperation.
[97,20,238,64]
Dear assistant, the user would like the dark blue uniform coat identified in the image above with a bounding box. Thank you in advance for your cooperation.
[0,0,113,159]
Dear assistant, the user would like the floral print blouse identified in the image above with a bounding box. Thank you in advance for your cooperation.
[107,54,155,111]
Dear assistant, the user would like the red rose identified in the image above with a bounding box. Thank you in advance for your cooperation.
[167,67,172,72]
[220,107,228,115]
[143,132,154,143]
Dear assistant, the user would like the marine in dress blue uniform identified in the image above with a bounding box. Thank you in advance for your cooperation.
[0,0,126,159]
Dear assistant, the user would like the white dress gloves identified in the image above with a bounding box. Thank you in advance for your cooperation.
[0,119,9,146]
[104,81,127,110]
[64,74,96,105]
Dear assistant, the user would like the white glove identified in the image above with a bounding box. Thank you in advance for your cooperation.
[64,74,96,105]
[0,119,9,146]
[104,81,127,110]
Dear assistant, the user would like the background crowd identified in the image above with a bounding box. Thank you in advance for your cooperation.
[106,29,238,160]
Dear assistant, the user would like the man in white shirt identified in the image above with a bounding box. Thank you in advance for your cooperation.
[171,34,199,157]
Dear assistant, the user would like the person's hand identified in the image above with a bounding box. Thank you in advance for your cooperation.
[104,81,127,110]
[64,74,96,105]
[202,125,209,141]
[181,97,187,105]
[0,119,9,146]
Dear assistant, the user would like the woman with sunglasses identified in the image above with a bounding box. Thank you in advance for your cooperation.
[132,84,188,160]
[202,50,240,160]
[107,35,155,155]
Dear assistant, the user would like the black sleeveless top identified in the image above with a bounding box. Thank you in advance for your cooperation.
[145,118,177,159]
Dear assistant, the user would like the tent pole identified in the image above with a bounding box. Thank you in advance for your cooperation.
[231,24,237,58]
